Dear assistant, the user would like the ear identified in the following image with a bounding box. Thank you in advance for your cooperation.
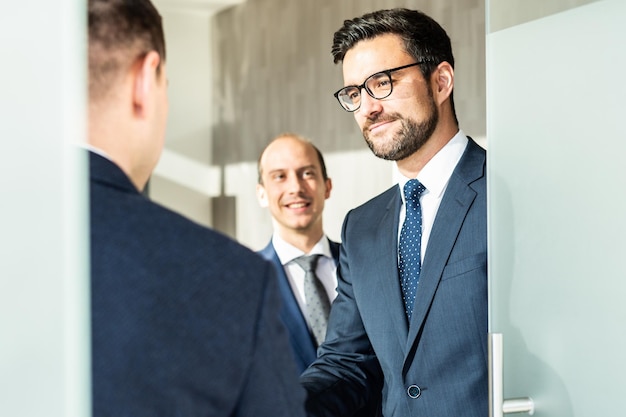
[433,61,454,105]
[324,178,333,199]
[256,183,269,207]
[133,51,161,118]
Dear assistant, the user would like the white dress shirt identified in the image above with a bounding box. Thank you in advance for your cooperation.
[81,144,113,160]
[271,234,338,321]
[396,130,468,263]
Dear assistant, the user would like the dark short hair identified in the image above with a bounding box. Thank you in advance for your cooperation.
[331,8,457,122]
[88,0,166,100]
[258,133,329,184]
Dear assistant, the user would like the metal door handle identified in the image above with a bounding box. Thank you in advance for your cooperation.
[488,333,535,416]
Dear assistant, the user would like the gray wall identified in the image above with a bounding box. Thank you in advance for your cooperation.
[212,0,485,164]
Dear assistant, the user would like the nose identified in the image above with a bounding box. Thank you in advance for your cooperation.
[285,173,305,194]
[357,89,383,118]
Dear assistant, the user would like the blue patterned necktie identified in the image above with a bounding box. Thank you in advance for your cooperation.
[293,254,330,346]
[399,179,426,321]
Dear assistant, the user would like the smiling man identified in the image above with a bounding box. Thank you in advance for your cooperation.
[300,8,488,417]
[256,134,338,373]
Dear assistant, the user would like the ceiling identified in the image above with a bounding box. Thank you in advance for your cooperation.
[153,0,246,14]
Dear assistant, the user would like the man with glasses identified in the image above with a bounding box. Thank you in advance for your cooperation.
[301,8,487,417]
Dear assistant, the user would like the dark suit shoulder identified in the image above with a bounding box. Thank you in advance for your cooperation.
[91,174,306,415]
[93,177,265,275]
[89,154,275,361]
[454,137,487,184]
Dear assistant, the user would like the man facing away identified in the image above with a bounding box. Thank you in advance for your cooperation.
[87,1,306,416]
[301,8,488,417]
[256,134,337,372]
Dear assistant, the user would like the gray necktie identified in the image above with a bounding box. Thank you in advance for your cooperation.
[293,254,330,346]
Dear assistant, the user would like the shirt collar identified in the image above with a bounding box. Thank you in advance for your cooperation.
[396,130,468,204]
[271,233,331,266]
[81,143,114,161]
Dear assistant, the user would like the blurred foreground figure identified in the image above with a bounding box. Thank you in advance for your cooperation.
[87,1,306,416]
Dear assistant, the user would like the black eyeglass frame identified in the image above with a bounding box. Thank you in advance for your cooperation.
[333,61,428,112]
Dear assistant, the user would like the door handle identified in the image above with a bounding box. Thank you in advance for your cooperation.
[488,333,535,416]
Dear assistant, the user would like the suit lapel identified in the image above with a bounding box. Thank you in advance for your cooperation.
[375,187,410,349]
[403,139,485,365]
[259,243,317,370]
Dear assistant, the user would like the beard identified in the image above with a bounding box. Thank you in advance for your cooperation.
[362,91,438,161]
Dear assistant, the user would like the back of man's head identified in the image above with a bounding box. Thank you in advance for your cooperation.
[87,0,168,191]
[88,0,166,102]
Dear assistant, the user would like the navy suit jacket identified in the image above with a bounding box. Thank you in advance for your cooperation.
[89,152,306,417]
[301,138,488,417]
[258,239,339,374]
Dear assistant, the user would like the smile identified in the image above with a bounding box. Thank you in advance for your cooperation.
[286,202,310,209]
[368,119,395,133]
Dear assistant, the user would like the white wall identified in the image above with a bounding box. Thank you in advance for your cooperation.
[151,7,217,226]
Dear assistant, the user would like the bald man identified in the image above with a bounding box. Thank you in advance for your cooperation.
[256,134,337,372]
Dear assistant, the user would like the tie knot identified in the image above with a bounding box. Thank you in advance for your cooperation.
[293,254,322,273]
[404,179,426,203]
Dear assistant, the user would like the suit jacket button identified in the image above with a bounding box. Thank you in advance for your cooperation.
[407,384,421,399]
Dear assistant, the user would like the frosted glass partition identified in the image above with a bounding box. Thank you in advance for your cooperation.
[0,1,90,417]
[487,0,626,415]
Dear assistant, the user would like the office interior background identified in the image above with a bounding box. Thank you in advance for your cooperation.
[149,0,487,250]
[3,0,613,416]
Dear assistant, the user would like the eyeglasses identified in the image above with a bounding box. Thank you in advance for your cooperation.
[333,62,427,112]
